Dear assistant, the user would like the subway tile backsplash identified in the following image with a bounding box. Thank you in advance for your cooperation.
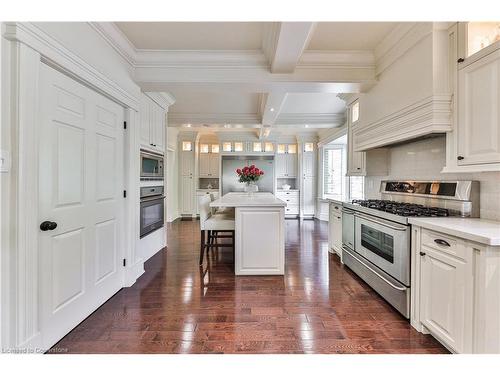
[364,136,500,221]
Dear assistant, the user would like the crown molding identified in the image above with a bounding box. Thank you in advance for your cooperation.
[169,112,260,126]
[276,113,345,126]
[3,22,140,110]
[144,92,176,110]
[89,22,137,66]
[336,93,359,105]
[299,50,375,68]
[374,22,433,76]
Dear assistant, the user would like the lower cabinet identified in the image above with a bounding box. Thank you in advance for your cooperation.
[302,176,316,217]
[180,175,194,215]
[328,203,342,256]
[419,244,472,353]
[276,190,299,217]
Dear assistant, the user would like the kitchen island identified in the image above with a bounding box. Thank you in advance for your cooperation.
[210,192,286,275]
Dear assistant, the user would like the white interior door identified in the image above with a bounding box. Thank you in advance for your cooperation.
[38,64,125,350]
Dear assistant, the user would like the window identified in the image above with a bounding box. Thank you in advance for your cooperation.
[287,144,297,154]
[323,148,344,199]
[351,101,360,123]
[200,144,209,153]
[265,142,274,152]
[234,142,243,152]
[222,142,232,152]
[182,141,192,151]
[211,144,219,153]
[277,144,286,154]
[349,176,365,200]
[304,142,314,152]
[253,142,262,152]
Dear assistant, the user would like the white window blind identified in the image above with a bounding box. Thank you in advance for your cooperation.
[323,148,343,199]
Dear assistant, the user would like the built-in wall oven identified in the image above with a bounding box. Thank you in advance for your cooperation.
[140,150,164,180]
[140,185,165,238]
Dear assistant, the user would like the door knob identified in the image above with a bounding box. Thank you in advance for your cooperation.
[40,221,57,231]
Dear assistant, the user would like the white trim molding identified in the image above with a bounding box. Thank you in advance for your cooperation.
[2,22,140,111]
[276,113,345,126]
[169,112,261,126]
[353,94,453,151]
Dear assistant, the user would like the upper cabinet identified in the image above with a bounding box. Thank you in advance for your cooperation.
[457,49,500,166]
[347,100,366,176]
[457,22,500,68]
[140,93,166,153]
[444,23,500,172]
[199,143,220,178]
[276,144,297,178]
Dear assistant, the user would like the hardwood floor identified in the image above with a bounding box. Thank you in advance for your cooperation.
[50,219,447,354]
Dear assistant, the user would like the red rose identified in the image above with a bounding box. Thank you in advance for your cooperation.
[260,170,264,175]
[243,166,248,173]
[236,168,241,174]
[250,164,255,169]
[254,168,260,173]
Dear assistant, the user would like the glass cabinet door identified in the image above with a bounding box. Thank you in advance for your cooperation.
[465,22,500,57]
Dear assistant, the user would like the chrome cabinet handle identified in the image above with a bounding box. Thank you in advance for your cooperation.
[434,239,451,247]
[419,251,426,256]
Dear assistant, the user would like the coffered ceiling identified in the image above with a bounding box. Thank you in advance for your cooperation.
[99,21,402,137]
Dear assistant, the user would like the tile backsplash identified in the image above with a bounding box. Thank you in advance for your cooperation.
[365,136,500,221]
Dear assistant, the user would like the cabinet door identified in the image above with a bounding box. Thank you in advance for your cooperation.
[347,124,366,175]
[303,176,316,215]
[328,206,335,250]
[139,95,151,148]
[303,152,316,177]
[154,107,165,152]
[458,49,500,165]
[181,150,194,176]
[333,215,343,255]
[276,154,287,178]
[199,153,210,177]
[286,153,297,177]
[420,247,472,353]
[181,175,194,214]
[209,153,220,177]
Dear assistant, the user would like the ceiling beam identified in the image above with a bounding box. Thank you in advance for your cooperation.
[258,92,288,139]
[263,22,316,73]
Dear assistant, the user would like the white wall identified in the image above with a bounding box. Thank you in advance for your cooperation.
[365,136,500,221]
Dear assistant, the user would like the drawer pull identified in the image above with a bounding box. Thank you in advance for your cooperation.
[419,251,426,257]
[434,239,451,247]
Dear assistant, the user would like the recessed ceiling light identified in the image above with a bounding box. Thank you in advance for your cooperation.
[270,108,275,112]
[185,123,192,128]
[305,124,309,128]
[224,124,231,128]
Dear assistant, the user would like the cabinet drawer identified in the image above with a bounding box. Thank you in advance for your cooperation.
[330,203,342,214]
[285,205,299,215]
[276,191,299,197]
[421,229,466,260]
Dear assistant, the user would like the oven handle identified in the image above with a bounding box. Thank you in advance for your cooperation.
[344,247,407,291]
[354,212,408,231]
[140,195,166,202]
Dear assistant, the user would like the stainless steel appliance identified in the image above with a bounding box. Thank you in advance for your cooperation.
[140,185,165,238]
[140,150,164,180]
[342,180,479,319]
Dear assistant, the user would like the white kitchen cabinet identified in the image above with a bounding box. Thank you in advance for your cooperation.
[140,93,165,153]
[419,243,472,353]
[328,203,343,256]
[276,190,299,217]
[199,152,220,178]
[276,153,297,178]
[301,145,316,217]
[457,48,500,166]
[181,175,194,215]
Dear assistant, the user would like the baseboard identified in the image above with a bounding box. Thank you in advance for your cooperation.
[124,259,145,287]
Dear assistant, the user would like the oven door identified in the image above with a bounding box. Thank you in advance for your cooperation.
[140,152,164,179]
[354,212,410,285]
[140,195,165,237]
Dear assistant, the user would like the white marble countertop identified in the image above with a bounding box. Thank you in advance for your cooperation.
[408,217,500,246]
[210,192,287,208]
[326,198,348,205]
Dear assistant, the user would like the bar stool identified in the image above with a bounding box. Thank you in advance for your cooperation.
[198,194,235,266]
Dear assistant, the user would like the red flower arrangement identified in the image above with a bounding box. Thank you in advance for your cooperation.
[236,164,264,183]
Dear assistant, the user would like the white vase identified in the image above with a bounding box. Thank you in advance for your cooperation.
[244,181,258,196]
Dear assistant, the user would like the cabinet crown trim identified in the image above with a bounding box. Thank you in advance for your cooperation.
[353,94,452,151]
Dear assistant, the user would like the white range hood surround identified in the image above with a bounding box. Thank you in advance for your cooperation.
[351,23,453,152]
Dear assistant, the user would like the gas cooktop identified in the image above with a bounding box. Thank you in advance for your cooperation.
[351,199,450,217]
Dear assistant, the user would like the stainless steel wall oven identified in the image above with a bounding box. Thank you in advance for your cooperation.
[140,185,165,238]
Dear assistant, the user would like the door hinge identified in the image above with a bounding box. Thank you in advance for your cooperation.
[123,190,127,198]
[123,258,126,267]
[123,121,127,130]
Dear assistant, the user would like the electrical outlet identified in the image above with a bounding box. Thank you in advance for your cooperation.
[0,150,11,173]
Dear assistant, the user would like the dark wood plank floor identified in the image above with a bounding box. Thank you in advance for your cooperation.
[51,219,447,354]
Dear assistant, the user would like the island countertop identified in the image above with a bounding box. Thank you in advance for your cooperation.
[210,192,287,208]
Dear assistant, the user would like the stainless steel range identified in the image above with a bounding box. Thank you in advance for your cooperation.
[342,180,479,319]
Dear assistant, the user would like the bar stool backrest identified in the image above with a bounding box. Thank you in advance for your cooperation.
[198,194,212,230]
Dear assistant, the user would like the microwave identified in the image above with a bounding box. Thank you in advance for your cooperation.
[140,150,164,180]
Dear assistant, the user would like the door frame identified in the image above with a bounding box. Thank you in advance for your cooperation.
[1,23,143,351]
